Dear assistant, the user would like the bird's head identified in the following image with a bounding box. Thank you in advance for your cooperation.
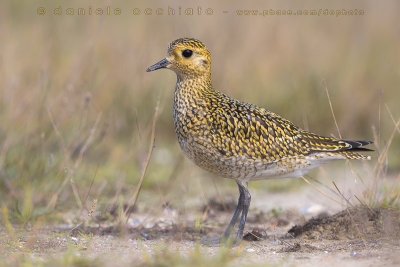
[146,38,211,78]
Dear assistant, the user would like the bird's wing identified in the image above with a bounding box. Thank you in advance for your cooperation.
[207,97,307,161]
[250,111,372,157]
[208,95,371,161]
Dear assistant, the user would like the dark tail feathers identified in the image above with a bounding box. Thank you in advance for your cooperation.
[340,139,374,152]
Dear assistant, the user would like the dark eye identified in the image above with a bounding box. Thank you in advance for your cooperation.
[182,49,193,58]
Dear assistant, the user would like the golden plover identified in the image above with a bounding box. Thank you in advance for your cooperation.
[146,38,372,241]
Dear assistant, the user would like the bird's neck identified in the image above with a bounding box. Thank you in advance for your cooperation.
[175,74,214,99]
[173,73,214,142]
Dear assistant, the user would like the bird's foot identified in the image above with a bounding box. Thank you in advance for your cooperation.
[200,234,242,247]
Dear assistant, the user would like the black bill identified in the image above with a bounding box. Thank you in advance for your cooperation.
[146,58,170,72]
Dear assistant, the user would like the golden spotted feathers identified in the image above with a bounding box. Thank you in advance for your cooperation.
[168,38,207,51]
[163,38,212,78]
[147,38,373,179]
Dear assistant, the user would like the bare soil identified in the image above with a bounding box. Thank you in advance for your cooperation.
[287,207,400,241]
[2,184,400,266]
[42,200,400,266]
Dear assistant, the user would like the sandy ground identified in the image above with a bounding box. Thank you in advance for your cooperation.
[1,170,400,266]
[22,234,397,267]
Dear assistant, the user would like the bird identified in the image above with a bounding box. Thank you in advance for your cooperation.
[146,38,373,242]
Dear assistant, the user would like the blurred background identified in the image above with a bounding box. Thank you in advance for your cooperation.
[0,0,399,224]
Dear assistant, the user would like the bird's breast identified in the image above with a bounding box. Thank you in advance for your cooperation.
[173,93,208,147]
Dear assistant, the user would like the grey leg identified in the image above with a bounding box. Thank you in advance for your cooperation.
[222,183,244,240]
[236,181,251,239]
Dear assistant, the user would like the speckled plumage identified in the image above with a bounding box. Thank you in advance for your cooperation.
[149,38,371,181]
[147,38,373,240]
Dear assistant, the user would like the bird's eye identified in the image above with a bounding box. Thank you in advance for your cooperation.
[182,49,193,58]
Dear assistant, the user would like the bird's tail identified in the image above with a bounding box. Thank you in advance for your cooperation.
[337,139,374,160]
[337,150,371,160]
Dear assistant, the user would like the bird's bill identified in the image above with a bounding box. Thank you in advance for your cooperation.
[146,58,170,72]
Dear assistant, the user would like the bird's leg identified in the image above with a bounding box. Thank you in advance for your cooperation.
[222,182,244,241]
[236,181,251,240]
